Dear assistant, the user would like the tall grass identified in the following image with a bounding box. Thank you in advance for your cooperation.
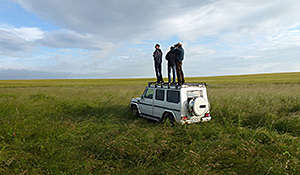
[0,72,300,174]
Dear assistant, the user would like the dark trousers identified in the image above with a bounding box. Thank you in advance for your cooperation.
[176,62,184,84]
[155,63,163,82]
[168,64,176,83]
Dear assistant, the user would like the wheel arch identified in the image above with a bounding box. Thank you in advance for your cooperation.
[130,103,141,114]
[162,110,176,120]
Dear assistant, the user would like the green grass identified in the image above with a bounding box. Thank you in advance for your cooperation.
[0,72,300,174]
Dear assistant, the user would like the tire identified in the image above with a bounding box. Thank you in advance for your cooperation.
[131,105,140,117]
[162,113,175,126]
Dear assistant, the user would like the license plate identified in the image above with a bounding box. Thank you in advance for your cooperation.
[191,118,200,123]
[202,116,211,122]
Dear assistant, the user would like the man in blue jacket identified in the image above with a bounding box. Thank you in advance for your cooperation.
[173,42,185,85]
[153,44,163,83]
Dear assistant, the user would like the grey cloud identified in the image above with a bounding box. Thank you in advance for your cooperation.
[15,0,166,41]
[0,26,108,56]
[0,29,33,55]
[14,0,300,43]
[15,0,222,41]
[14,0,300,42]
[39,31,106,50]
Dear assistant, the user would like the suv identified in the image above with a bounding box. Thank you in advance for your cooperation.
[130,82,211,124]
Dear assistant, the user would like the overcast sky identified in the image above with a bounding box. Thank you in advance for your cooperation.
[0,0,299,79]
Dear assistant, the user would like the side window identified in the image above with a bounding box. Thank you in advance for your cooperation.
[155,89,165,101]
[144,88,154,99]
[167,90,180,103]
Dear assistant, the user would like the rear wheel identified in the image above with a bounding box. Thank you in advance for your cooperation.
[162,113,175,126]
[131,105,140,117]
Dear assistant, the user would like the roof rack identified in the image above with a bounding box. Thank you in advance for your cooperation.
[147,82,207,89]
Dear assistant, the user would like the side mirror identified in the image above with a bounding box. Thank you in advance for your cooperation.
[140,95,144,99]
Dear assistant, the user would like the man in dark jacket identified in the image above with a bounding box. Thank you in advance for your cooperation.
[153,44,163,83]
[165,46,176,83]
[173,42,185,85]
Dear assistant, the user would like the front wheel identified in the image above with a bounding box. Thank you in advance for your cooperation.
[131,105,140,117]
[162,113,175,126]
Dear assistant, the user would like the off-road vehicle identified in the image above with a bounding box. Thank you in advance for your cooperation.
[130,82,211,124]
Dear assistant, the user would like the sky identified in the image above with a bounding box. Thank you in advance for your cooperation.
[0,0,299,79]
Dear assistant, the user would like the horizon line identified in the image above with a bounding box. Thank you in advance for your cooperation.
[0,71,299,81]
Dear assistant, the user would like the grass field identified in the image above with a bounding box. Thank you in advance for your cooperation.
[0,72,300,174]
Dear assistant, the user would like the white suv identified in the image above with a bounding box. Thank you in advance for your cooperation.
[130,82,211,124]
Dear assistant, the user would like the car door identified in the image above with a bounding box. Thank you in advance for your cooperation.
[153,89,165,119]
[139,87,154,117]
[165,89,181,118]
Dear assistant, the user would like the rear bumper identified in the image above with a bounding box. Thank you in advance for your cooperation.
[180,116,212,124]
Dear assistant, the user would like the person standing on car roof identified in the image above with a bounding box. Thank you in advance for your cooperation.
[153,44,163,83]
[172,42,185,85]
[165,46,176,84]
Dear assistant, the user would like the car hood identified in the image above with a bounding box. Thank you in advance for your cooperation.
[131,97,141,102]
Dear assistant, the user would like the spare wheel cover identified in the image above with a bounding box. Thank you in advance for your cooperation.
[192,97,207,116]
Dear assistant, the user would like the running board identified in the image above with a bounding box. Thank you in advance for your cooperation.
[141,114,161,121]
